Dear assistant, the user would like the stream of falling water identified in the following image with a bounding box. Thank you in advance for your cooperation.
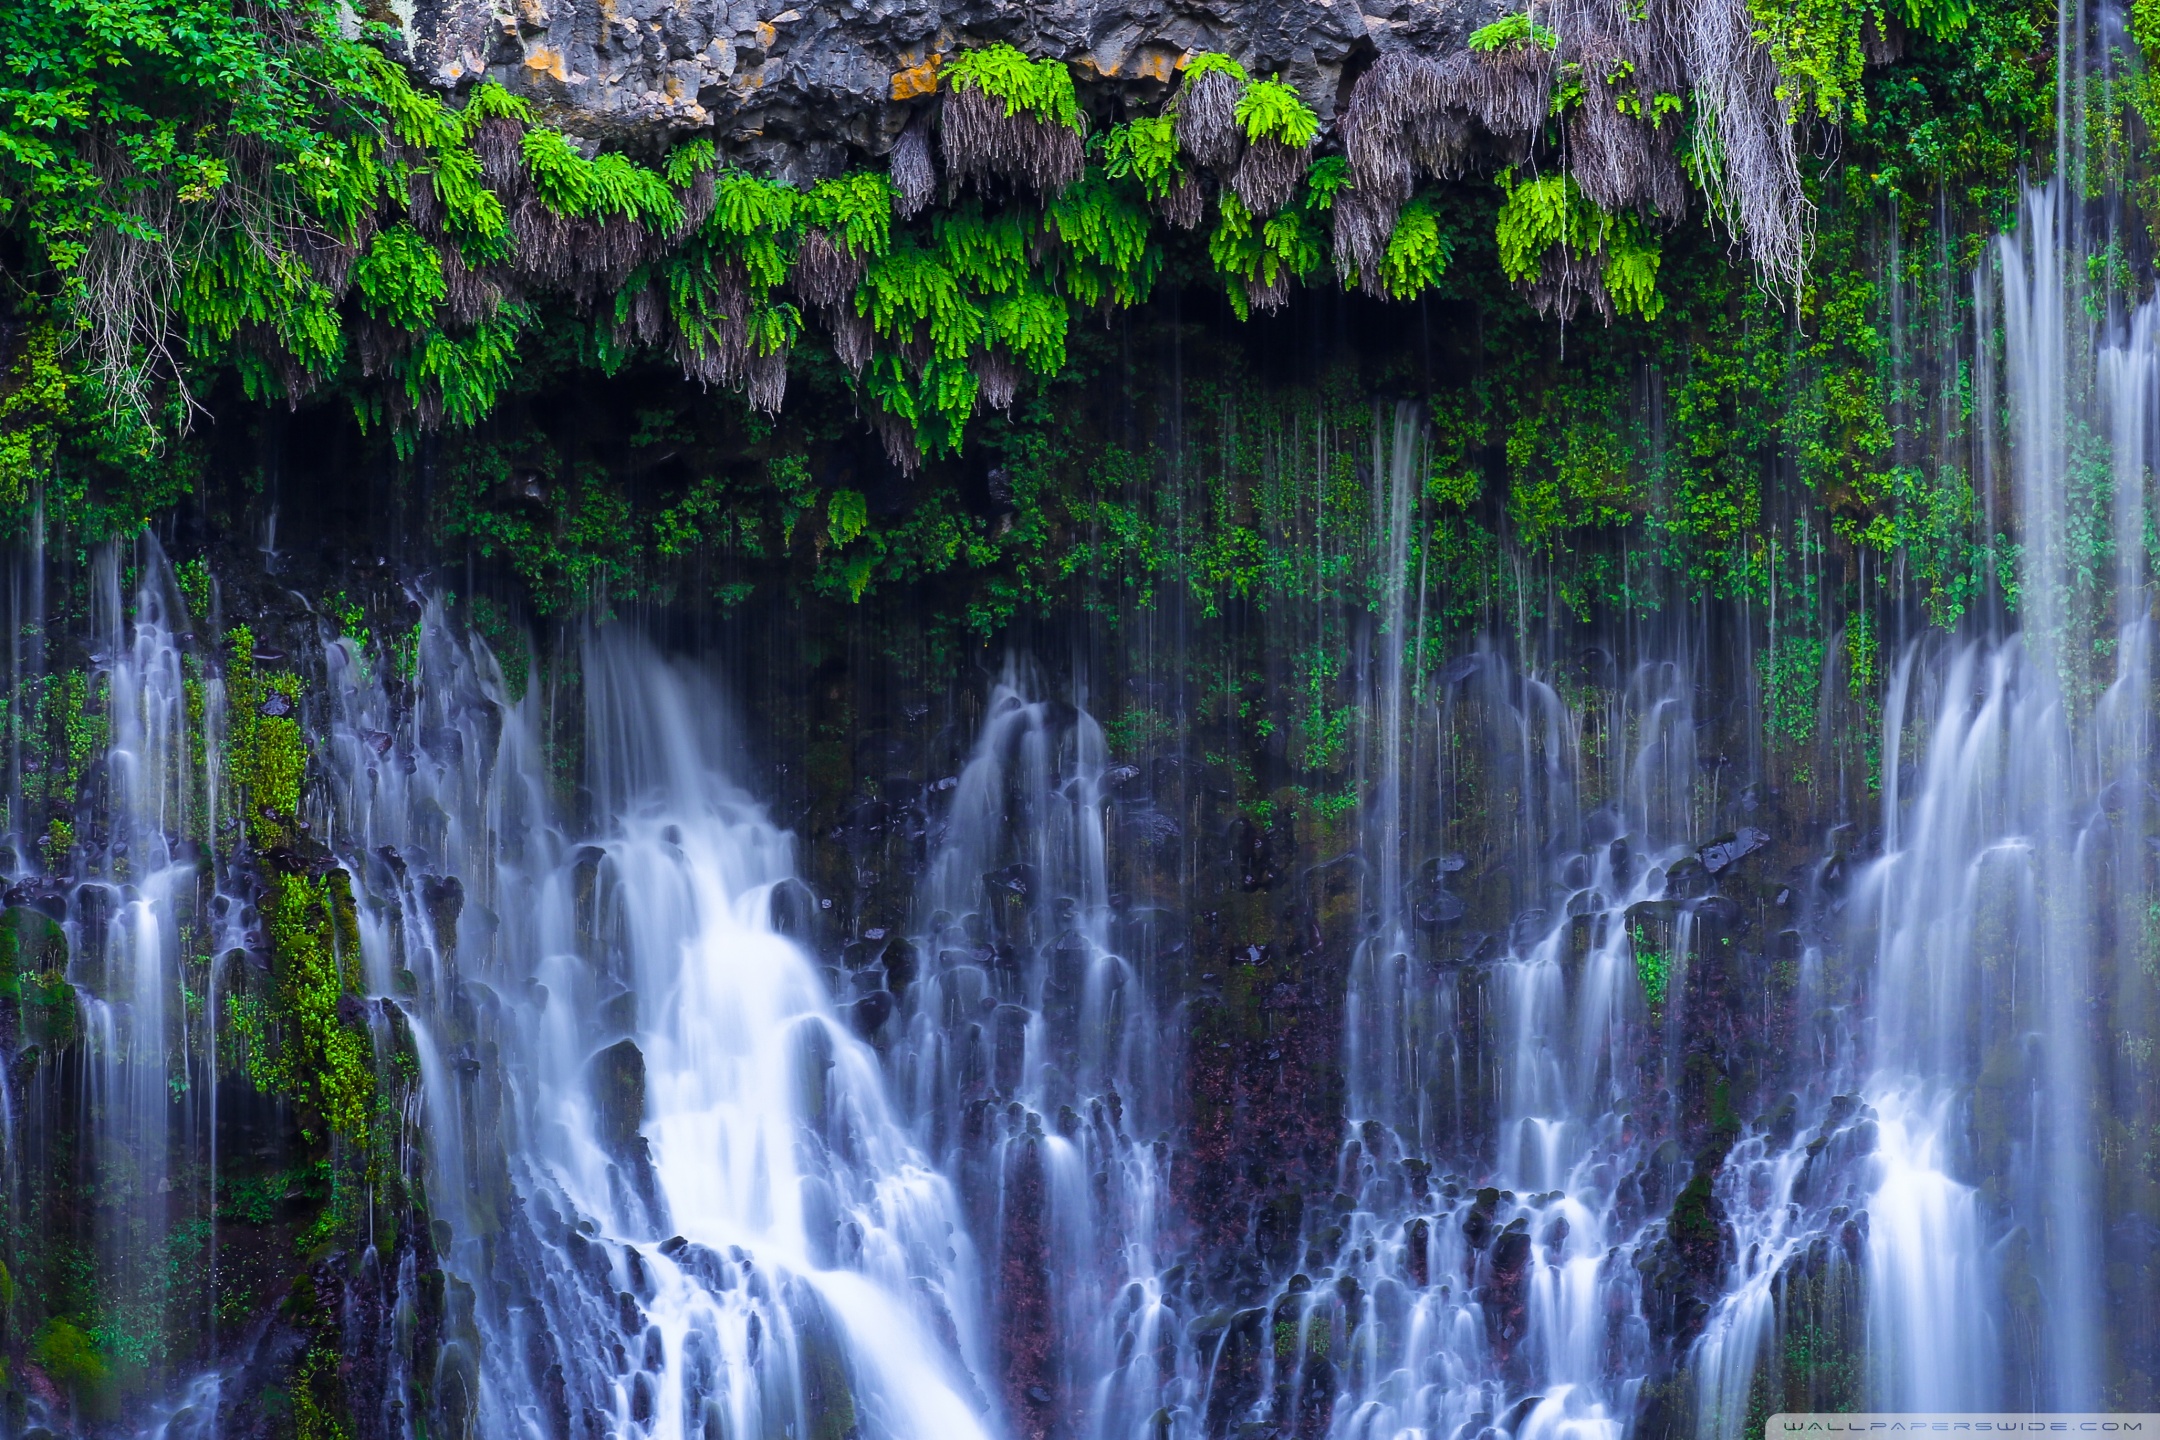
[315,621,998,1440]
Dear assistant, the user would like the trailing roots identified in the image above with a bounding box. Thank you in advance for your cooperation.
[1175,70,1246,173]
[1681,0,1811,296]
[1233,137,1311,215]
[940,87,1085,197]
[892,114,939,218]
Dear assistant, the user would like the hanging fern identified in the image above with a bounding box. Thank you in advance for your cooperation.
[1379,195,1452,301]
[943,44,1083,131]
[353,224,447,329]
[1234,77,1319,148]
[1468,11,1559,52]
[1100,118,1182,200]
[803,171,897,257]
[1049,172,1161,309]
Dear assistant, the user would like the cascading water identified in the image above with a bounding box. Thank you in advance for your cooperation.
[889,668,1182,1440]
[314,617,998,1440]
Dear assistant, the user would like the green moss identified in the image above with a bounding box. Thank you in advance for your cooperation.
[254,869,375,1144]
[222,627,309,852]
[31,1318,112,1417]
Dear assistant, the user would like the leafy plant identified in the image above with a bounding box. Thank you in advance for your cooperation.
[1469,11,1560,52]
[1101,118,1182,198]
[943,43,1083,130]
[1234,77,1320,147]
[1381,195,1453,300]
[1181,53,1250,84]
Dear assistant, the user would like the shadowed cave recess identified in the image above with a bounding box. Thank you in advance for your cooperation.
[1,0,2159,1435]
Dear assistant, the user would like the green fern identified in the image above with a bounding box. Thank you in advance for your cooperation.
[1048,172,1160,308]
[353,224,446,329]
[944,44,1083,131]
[1181,52,1249,83]
[664,138,718,186]
[1235,77,1319,147]
[1100,118,1182,199]
[803,171,898,257]
[1380,195,1452,300]
[1469,11,1559,51]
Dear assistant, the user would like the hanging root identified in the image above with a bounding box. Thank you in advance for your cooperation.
[1232,136,1311,215]
[1682,0,1811,296]
[892,114,939,218]
[939,87,1085,197]
[792,228,866,310]
[1332,185,1397,294]
[511,195,572,286]
[871,409,922,474]
[472,117,528,193]
[829,308,874,377]
[673,166,717,238]
[438,240,502,328]
[1175,69,1246,173]
[1524,240,1614,324]
[1158,170,1205,230]
[1566,28,1654,211]
[745,350,788,415]
[976,347,1025,411]
[1465,41,1554,143]
[1245,268,1293,315]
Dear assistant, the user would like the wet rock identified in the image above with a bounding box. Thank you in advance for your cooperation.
[1697,826,1769,876]
[848,988,894,1038]
[421,873,464,953]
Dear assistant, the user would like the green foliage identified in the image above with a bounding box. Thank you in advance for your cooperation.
[803,170,897,257]
[1631,921,1671,1014]
[221,626,307,852]
[944,44,1083,131]
[1050,172,1162,308]
[352,224,446,331]
[1101,118,1183,200]
[261,870,375,1144]
[1495,171,1663,319]
[1180,53,1250,84]
[1469,12,1559,52]
[32,1318,111,1409]
[1234,78,1319,148]
[1209,187,1328,320]
[1380,195,1453,301]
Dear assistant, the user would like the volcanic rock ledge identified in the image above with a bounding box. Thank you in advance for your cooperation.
[399,0,1498,177]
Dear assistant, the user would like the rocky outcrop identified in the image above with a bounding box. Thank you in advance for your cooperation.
[400,0,1500,176]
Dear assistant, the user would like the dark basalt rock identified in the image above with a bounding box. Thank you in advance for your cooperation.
[401,0,1503,178]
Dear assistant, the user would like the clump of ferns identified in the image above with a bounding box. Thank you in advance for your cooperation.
[606,162,824,415]
[1173,53,1248,173]
[1209,157,1349,318]
[1099,118,1201,230]
[1465,7,1559,144]
[854,205,1071,470]
[1494,168,1665,325]
[939,45,1087,198]
[1165,55,1321,217]
[1335,50,1470,287]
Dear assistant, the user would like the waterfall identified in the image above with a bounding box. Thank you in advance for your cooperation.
[891,666,1180,1440]
[315,618,996,1440]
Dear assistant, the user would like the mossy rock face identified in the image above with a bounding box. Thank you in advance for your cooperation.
[10,897,77,1052]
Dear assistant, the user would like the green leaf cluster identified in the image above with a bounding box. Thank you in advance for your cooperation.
[943,43,1083,131]
[1469,12,1560,52]
[1234,78,1320,148]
